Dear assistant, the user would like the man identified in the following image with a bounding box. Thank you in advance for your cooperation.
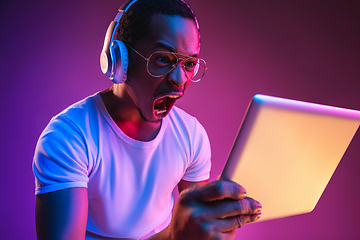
[33,0,262,239]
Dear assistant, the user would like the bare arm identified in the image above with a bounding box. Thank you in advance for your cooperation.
[35,187,88,240]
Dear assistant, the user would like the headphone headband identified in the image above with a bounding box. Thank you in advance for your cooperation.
[110,0,139,45]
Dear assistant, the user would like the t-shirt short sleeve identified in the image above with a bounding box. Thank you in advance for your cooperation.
[181,119,211,182]
[33,115,89,195]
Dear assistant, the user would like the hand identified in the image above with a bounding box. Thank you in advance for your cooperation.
[167,180,262,240]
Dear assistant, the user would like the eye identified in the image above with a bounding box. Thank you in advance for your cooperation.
[152,53,173,67]
[183,59,198,71]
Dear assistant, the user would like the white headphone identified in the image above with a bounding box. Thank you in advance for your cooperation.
[100,0,138,84]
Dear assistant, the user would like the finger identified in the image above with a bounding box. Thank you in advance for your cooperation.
[236,197,262,215]
[196,196,261,220]
[202,217,238,234]
[184,180,247,202]
[204,213,260,234]
[237,213,262,228]
[220,214,262,232]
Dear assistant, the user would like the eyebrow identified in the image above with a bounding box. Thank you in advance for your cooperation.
[153,42,199,58]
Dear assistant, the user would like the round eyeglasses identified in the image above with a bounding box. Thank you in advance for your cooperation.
[127,45,207,82]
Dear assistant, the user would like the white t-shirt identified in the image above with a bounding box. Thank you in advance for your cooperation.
[33,92,211,239]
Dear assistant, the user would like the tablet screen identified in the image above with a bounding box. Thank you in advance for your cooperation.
[221,94,360,221]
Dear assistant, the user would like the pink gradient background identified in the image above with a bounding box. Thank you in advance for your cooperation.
[1,0,359,239]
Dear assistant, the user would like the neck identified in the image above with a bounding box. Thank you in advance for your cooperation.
[100,86,161,141]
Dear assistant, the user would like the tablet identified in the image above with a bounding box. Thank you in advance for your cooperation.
[221,94,360,222]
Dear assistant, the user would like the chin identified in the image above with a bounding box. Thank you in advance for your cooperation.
[138,109,163,123]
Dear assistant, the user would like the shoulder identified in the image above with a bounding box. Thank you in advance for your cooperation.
[167,106,208,140]
[168,106,201,128]
[37,93,103,155]
[55,93,100,122]
[42,93,102,134]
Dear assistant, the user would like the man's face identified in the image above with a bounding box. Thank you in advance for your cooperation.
[124,14,200,122]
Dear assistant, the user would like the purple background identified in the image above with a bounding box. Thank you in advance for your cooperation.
[1,0,359,239]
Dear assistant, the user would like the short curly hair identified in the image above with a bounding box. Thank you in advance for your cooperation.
[116,0,200,46]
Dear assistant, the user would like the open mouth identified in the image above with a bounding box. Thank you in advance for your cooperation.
[153,93,182,117]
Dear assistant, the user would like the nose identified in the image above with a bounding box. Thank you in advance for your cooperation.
[167,62,189,87]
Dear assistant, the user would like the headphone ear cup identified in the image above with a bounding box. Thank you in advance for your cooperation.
[110,40,129,84]
[100,21,118,77]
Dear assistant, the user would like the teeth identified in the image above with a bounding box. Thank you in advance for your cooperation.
[154,109,167,115]
[153,94,181,116]
[167,95,180,99]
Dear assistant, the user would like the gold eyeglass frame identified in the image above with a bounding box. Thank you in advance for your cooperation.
[126,44,207,82]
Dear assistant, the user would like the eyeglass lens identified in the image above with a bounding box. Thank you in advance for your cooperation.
[147,52,206,81]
